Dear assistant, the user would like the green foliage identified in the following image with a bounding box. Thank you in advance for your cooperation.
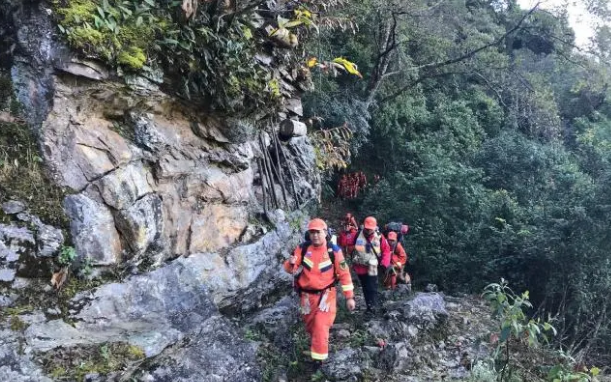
[548,363,600,382]
[482,279,556,381]
[53,0,345,114]
[483,279,556,348]
[54,0,157,69]
[57,245,77,267]
[322,0,611,364]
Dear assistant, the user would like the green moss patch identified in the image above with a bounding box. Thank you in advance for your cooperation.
[40,342,146,381]
[54,0,155,69]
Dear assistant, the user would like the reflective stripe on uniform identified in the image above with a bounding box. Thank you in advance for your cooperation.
[311,350,328,360]
[318,259,333,272]
[341,283,354,292]
[302,257,314,270]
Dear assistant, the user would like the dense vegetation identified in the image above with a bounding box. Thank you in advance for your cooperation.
[303,0,611,367]
[43,0,611,373]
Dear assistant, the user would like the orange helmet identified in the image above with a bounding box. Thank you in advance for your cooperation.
[308,218,327,231]
[387,231,397,241]
[363,216,377,230]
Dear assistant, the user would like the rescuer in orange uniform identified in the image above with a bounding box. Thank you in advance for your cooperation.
[383,231,409,289]
[284,218,356,363]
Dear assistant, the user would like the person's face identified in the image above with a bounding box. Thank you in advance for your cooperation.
[308,229,326,246]
[364,228,374,236]
[388,239,396,246]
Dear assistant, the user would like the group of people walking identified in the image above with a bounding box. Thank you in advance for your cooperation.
[283,213,411,366]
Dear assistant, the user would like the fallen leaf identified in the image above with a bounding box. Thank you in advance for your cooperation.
[51,267,68,290]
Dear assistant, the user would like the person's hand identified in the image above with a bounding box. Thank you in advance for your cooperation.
[346,298,356,311]
[289,255,297,265]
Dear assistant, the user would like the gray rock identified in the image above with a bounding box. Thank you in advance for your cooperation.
[55,59,109,80]
[244,296,298,347]
[377,342,414,372]
[0,242,20,263]
[35,223,64,258]
[337,329,351,339]
[0,294,16,307]
[0,330,52,382]
[88,161,154,210]
[201,211,304,311]
[25,254,261,380]
[124,74,160,94]
[322,348,362,380]
[0,268,16,282]
[284,98,303,116]
[1,201,26,215]
[10,278,31,290]
[133,316,261,382]
[0,225,35,249]
[64,194,121,265]
[115,193,164,257]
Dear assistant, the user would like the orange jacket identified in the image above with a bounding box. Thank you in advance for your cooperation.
[284,241,355,299]
[391,242,408,268]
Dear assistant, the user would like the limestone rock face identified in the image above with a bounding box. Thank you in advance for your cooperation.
[2,2,320,381]
[24,251,261,380]
[35,80,317,267]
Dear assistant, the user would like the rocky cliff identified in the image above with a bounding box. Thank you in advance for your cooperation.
[1,0,322,380]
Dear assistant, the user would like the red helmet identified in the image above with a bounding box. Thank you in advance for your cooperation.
[401,224,409,234]
[387,231,397,241]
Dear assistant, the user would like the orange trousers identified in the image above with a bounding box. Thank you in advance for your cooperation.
[300,287,337,361]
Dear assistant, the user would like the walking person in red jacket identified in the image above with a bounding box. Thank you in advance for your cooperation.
[347,216,391,315]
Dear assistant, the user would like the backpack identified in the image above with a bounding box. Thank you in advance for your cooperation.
[386,221,403,233]
[385,221,408,244]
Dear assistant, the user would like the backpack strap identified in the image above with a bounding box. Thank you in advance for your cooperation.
[295,242,338,294]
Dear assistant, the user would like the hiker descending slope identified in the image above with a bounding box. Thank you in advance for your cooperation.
[284,218,356,363]
[347,216,391,315]
[383,231,410,290]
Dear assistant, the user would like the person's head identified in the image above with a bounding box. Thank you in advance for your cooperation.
[307,218,328,247]
[387,231,397,245]
[363,216,377,236]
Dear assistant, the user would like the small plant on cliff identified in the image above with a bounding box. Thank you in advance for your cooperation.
[482,279,556,381]
[57,245,77,267]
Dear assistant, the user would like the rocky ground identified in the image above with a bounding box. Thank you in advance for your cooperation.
[244,282,498,382]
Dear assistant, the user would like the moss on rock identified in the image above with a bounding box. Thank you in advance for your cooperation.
[40,342,146,381]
